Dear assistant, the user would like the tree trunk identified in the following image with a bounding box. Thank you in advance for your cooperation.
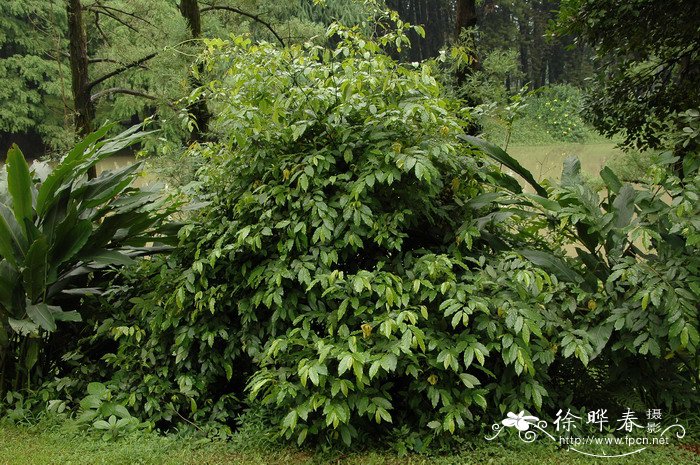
[66,0,96,177]
[531,2,547,89]
[454,0,478,87]
[179,0,210,144]
[518,16,531,89]
[454,0,477,38]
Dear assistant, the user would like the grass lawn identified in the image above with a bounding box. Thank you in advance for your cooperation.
[1,422,698,465]
[507,142,625,183]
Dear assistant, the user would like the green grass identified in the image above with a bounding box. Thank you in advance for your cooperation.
[0,422,698,465]
[507,142,625,183]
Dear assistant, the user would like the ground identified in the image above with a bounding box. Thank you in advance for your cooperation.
[1,423,698,465]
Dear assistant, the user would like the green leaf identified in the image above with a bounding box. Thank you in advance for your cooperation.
[521,193,561,212]
[26,302,57,332]
[24,339,39,370]
[74,163,141,209]
[50,308,82,322]
[459,373,480,388]
[84,250,136,266]
[22,236,48,302]
[5,145,34,231]
[87,382,108,396]
[520,249,584,284]
[52,219,92,266]
[93,420,111,430]
[0,260,19,309]
[459,135,548,197]
[599,166,622,194]
[0,203,27,265]
[8,318,39,336]
[612,184,636,228]
[35,125,113,216]
[561,156,582,186]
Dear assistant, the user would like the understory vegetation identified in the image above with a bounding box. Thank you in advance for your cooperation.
[0,1,698,463]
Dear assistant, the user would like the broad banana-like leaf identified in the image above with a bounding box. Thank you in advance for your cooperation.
[26,302,57,332]
[49,306,82,322]
[74,162,141,209]
[84,250,136,266]
[51,219,92,267]
[8,317,39,336]
[520,249,585,284]
[93,124,155,159]
[612,184,636,228]
[0,203,27,265]
[561,156,582,186]
[5,145,34,230]
[0,260,19,310]
[35,125,113,216]
[599,166,622,194]
[459,134,548,197]
[24,339,39,370]
[22,236,49,302]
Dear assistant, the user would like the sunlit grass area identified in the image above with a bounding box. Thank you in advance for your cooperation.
[508,142,624,182]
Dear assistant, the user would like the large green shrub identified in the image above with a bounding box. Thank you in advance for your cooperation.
[84,19,698,449]
[93,23,597,444]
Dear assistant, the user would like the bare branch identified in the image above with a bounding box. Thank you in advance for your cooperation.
[94,12,111,46]
[89,57,120,64]
[200,6,285,46]
[92,7,140,34]
[91,87,159,102]
[88,52,158,91]
[93,3,155,27]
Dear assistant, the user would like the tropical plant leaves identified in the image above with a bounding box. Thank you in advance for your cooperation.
[459,134,548,197]
[561,156,582,186]
[22,236,49,302]
[599,166,622,194]
[25,302,57,332]
[612,184,636,228]
[519,249,584,284]
[5,145,34,230]
[0,202,26,265]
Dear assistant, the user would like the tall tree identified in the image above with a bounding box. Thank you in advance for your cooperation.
[179,0,210,143]
[0,1,69,157]
[66,0,93,138]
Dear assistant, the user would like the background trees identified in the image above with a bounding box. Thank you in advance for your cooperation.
[1,0,599,160]
[557,0,700,165]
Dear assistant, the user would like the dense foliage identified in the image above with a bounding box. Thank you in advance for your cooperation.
[53,20,695,449]
[0,1,70,152]
[485,140,700,410]
[0,1,697,455]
